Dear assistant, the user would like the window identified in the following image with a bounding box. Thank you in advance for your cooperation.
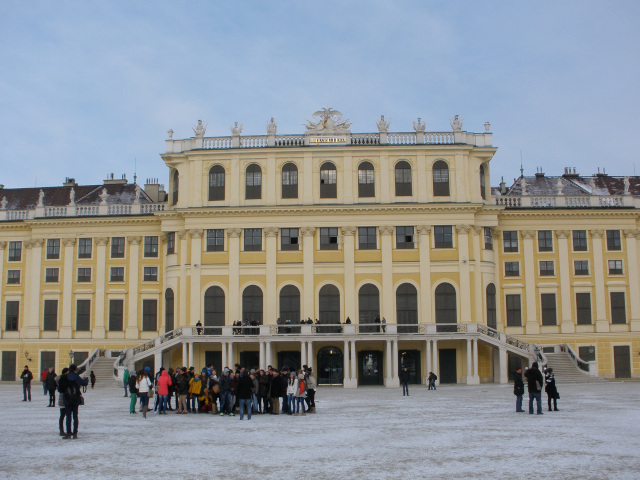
[242,285,263,325]
[484,227,493,250]
[320,227,339,250]
[142,299,157,331]
[46,239,60,259]
[320,162,337,198]
[359,283,380,329]
[503,231,518,252]
[541,293,557,326]
[479,164,486,200]
[110,267,124,282]
[396,226,414,249]
[111,237,125,258]
[78,238,92,259]
[108,299,124,331]
[486,284,497,329]
[395,161,412,197]
[204,286,224,332]
[281,163,298,199]
[75,267,90,282]
[434,226,453,248]
[606,230,621,251]
[171,169,179,206]
[76,299,91,331]
[143,267,158,282]
[506,294,522,326]
[432,160,450,196]
[165,289,175,332]
[539,261,555,276]
[43,299,58,331]
[279,285,301,323]
[8,241,21,261]
[45,268,59,283]
[608,260,623,275]
[435,283,457,331]
[358,162,375,198]
[167,232,175,255]
[574,260,589,276]
[281,228,299,251]
[144,236,158,257]
[7,270,20,284]
[576,293,592,325]
[538,231,553,252]
[610,292,626,324]
[505,262,520,277]
[208,165,225,201]
[572,230,587,251]
[396,283,418,333]
[358,227,377,250]
[245,164,262,200]
[206,229,224,252]
[319,284,340,326]
[578,346,596,362]
[244,229,262,251]
[5,301,19,331]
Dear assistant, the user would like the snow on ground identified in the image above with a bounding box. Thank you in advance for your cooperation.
[0,381,639,480]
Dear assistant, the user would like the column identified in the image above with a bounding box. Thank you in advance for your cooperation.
[350,340,357,384]
[425,339,431,384]
[432,339,439,385]
[466,339,473,384]
[301,227,315,318]
[178,230,188,328]
[471,339,479,384]
[228,341,234,368]
[591,230,608,332]
[60,238,75,338]
[342,227,356,321]
[391,339,399,386]
[624,230,640,330]
[343,340,350,385]
[182,342,187,367]
[189,230,203,328]
[188,341,194,368]
[93,238,107,338]
[557,230,574,333]
[227,229,241,322]
[307,341,314,371]
[259,341,266,369]
[472,226,483,324]
[265,341,272,369]
[498,347,508,384]
[265,227,278,324]
[379,226,394,321]
[385,339,393,386]
[522,231,539,334]
[379,154,391,204]
[154,352,163,371]
[0,243,4,332]
[126,236,140,339]
[24,239,43,338]
[417,226,432,324]
[457,225,471,322]
[300,341,307,367]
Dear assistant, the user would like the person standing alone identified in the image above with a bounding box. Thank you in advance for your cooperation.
[400,367,410,396]
[513,366,525,412]
[20,365,33,402]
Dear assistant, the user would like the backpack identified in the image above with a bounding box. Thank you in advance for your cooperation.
[63,378,81,405]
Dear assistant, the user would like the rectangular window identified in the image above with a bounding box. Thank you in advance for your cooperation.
[484,227,493,250]
[576,292,592,325]
[143,267,158,282]
[606,230,621,251]
[110,267,124,282]
[45,268,59,283]
[46,239,60,259]
[320,227,339,250]
[506,294,521,327]
[206,229,224,252]
[503,231,518,253]
[539,261,555,276]
[281,228,299,251]
[167,232,175,255]
[610,292,626,324]
[5,301,19,331]
[108,299,124,331]
[144,236,159,257]
[7,270,20,284]
[574,260,589,276]
[608,260,623,275]
[78,238,92,259]
[396,226,414,249]
[358,227,377,250]
[434,226,453,248]
[111,237,125,258]
[504,262,520,277]
[43,299,58,331]
[77,268,91,283]
[572,230,587,251]
[76,299,91,331]
[142,299,158,331]
[578,346,596,362]
[541,293,557,326]
[243,229,262,251]
[537,230,553,252]
[8,241,21,261]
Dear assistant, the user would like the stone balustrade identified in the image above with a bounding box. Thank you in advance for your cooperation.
[0,202,165,222]
[494,194,636,209]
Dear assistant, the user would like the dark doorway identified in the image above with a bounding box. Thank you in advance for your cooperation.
[240,351,260,371]
[398,350,421,384]
[205,351,222,374]
[358,350,383,386]
[317,346,344,385]
[508,354,523,382]
[277,351,301,373]
[1,351,16,381]
[41,351,56,372]
[439,348,457,384]
[614,345,631,378]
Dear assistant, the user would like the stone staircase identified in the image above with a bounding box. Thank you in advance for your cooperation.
[84,357,120,387]
[543,353,606,384]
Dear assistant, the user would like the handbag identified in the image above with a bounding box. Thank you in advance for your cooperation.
[79,395,85,406]
[535,380,542,391]
[148,387,154,397]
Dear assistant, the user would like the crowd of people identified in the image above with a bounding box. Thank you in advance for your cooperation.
[513,362,561,414]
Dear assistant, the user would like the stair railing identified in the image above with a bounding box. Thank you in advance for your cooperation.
[563,343,591,373]
[77,348,100,375]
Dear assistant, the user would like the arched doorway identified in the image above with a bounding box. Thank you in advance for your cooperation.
[319,284,341,333]
[242,285,263,325]
[435,283,457,332]
[317,346,344,385]
[396,283,418,333]
[204,286,225,335]
[358,283,380,333]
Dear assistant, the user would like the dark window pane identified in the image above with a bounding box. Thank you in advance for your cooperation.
[246,164,262,200]
[396,283,418,333]
[206,229,225,252]
[143,267,158,282]
[433,160,450,196]
[539,261,554,276]
[572,230,587,251]
[8,241,22,261]
[43,299,58,331]
[279,285,301,323]
[204,286,225,332]
[434,226,453,248]
[142,299,157,331]
[7,270,20,284]
[144,236,158,257]
[281,228,299,251]
[165,289,174,332]
[78,238,92,259]
[395,161,412,197]
[242,285,263,324]
[320,227,339,250]
[167,232,175,255]
[5,301,19,331]
[320,163,337,198]
[541,293,557,325]
[46,239,60,259]
[505,262,520,277]
[486,284,496,329]
[110,267,124,282]
[538,231,553,252]
[209,165,225,201]
[358,227,377,250]
[503,231,519,252]
[396,226,414,249]
[244,229,262,251]
[576,293,592,325]
[76,299,91,331]
[606,230,621,251]
[506,294,521,327]
[484,227,493,250]
[111,237,125,258]
[282,163,298,199]
[45,268,59,283]
[172,170,179,206]
[358,162,375,198]
[610,292,626,324]
[109,299,124,331]
[574,260,589,276]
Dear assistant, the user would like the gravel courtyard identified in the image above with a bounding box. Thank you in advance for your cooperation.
[0,381,638,480]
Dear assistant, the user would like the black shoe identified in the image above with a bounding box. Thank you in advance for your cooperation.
[22,400,27,402]
[554,408,559,411]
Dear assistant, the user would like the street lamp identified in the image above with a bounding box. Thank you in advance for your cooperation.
[69,350,74,364]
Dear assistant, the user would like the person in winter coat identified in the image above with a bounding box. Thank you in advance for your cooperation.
[135,369,153,418]
[41,368,49,396]
[218,370,234,416]
[524,362,544,415]
[46,367,57,407]
[20,365,33,402]
[399,367,411,396]
[258,369,270,413]
[428,372,437,390]
[198,388,213,413]
[251,369,260,412]
[188,374,204,413]
[176,368,190,414]
[89,371,96,389]
[294,373,307,416]
[128,373,138,414]
[58,364,89,439]
[55,368,69,436]
[122,368,130,397]
[236,370,254,420]
[269,370,282,415]
[286,372,297,414]
[156,369,173,414]
[544,367,560,411]
[513,366,525,412]
[305,368,317,413]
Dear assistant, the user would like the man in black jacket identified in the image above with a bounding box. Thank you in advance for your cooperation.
[20,365,33,402]
[237,369,254,420]
[513,366,525,412]
[400,367,410,396]
[524,362,544,415]
[269,370,282,415]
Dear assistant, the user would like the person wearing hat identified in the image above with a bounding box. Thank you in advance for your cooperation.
[544,367,560,411]
[524,362,544,415]
[513,366,525,412]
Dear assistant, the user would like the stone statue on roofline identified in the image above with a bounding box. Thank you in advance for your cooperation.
[69,188,76,206]
[413,117,426,132]
[231,122,243,135]
[99,188,109,205]
[1,196,7,210]
[304,108,352,134]
[450,115,463,132]
[267,117,277,135]
[167,129,174,140]
[37,189,44,207]
[376,115,390,133]
[134,184,141,204]
[193,120,207,138]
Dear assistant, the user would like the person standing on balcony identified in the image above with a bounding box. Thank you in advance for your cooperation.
[513,366,525,412]
[524,362,544,415]
[195,320,203,335]
[400,367,410,396]
[20,365,33,402]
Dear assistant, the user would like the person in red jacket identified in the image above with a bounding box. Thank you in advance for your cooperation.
[156,369,172,415]
[41,368,49,396]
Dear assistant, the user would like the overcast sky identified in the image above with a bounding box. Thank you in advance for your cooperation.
[1,1,639,190]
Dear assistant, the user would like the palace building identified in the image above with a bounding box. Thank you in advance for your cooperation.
[0,109,638,386]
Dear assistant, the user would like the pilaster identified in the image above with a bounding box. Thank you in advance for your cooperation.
[265,227,278,324]
[24,239,44,338]
[417,226,432,323]
[471,225,483,324]
[379,225,394,322]
[189,229,203,329]
[624,230,640,330]
[456,225,471,322]
[227,228,242,322]
[301,227,315,319]
[591,230,608,332]
[126,236,141,339]
[342,226,356,321]
[60,238,76,338]
[522,231,539,334]
[556,230,574,333]
[93,237,108,338]
[178,230,188,328]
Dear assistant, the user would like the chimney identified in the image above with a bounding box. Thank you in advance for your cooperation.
[562,167,579,178]
[499,176,507,195]
[63,177,78,187]
[144,178,166,203]
[535,167,545,178]
[103,173,128,185]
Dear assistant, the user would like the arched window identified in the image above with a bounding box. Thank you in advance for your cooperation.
[165,288,174,333]
[486,283,496,329]
[480,164,487,200]
[358,161,375,198]
[245,164,262,200]
[433,160,450,196]
[320,162,337,198]
[172,170,179,206]
[358,283,380,333]
[242,285,263,324]
[208,165,225,201]
[435,283,457,332]
[395,161,412,197]
[319,284,340,330]
[281,163,298,199]
[396,283,418,333]
[204,286,225,334]
[279,285,300,323]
